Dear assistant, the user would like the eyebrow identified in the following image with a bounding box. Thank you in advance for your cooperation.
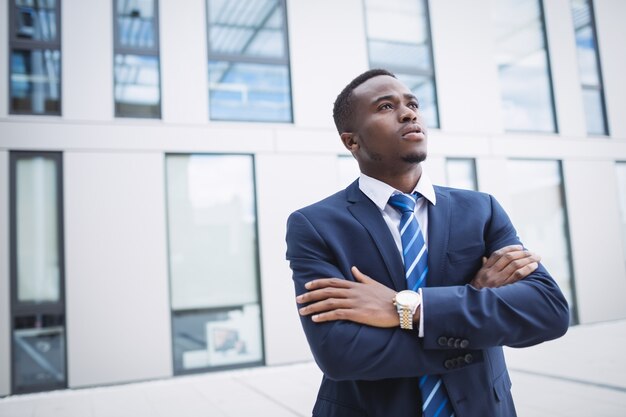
[371,93,418,105]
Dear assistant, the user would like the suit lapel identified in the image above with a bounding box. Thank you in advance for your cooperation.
[427,186,450,288]
[346,182,406,291]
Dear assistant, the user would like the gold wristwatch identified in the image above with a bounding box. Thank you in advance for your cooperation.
[393,290,421,330]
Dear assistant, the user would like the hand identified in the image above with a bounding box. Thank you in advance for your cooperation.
[296,266,399,327]
[470,244,540,289]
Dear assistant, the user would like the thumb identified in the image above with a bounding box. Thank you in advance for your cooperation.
[482,256,488,266]
[351,266,372,283]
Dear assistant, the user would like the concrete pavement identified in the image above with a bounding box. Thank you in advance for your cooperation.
[1,319,625,416]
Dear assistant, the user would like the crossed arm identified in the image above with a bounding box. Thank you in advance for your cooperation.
[297,245,540,328]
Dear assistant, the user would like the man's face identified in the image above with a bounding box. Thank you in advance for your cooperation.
[343,75,427,178]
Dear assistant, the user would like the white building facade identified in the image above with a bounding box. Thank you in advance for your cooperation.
[1,0,626,396]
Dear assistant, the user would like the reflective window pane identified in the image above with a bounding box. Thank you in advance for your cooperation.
[16,156,61,303]
[116,0,157,49]
[206,0,292,122]
[446,159,478,191]
[208,61,291,122]
[363,0,439,128]
[10,49,61,115]
[208,0,286,59]
[166,154,263,373]
[507,160,576,323]
[14,0,57,41]
[493,0,556,132]
[571,0,608,135]
[616,163,626,266]
[13,315,66,393]
[114,54,161,118]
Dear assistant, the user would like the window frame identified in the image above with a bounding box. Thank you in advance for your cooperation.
[8,0,63,116]
[9,151,68,394]
[362,0,440,128]
[112,0,162,119]
[205,0,294,123]
[165,152,266,376]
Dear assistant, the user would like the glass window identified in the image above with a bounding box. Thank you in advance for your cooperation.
[616,163,626,266]
[9,0,61,115]
[10,152,67,394]
[363,0,439,128]
[506,160,576,323]
[114,0,161,118]
[166,154,263,374]
[571,0,608,135]
[206,0,293,122]
[446,158,478,191]
[493,0,556,133]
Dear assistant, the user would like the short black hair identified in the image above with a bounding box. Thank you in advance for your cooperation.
[332,68,396,134]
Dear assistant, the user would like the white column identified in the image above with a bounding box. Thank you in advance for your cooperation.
[287,0,369,128]
[255,153,340,365]
[428,0,503,134]
[0,0,8,118]
[159,0,210,124]
[62,0,114,121]
[543,0,587,137]
[562,160,626,323]
[64,152,172,387]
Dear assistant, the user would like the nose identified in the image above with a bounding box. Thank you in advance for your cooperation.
[400,105,417,123]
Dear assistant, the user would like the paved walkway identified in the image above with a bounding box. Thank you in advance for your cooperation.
[1,320,625,416]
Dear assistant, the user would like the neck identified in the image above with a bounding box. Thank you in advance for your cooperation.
[363,164,423,194]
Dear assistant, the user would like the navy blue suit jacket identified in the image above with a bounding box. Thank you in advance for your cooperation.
[286,180,569,417]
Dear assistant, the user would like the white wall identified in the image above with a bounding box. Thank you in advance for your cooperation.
[256,154,340,365]
[160,0,209,124]
[64,152,172,387]
[287,0,369,129]
[62,0,114,121]
[429,0,503,134]
[594,0,626,139]
[0,151,10,397]
[562,160,626,323]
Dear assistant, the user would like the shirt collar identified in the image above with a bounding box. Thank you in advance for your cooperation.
[358,171,437,210]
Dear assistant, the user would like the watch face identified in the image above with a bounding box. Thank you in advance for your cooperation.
[396,290,419,306]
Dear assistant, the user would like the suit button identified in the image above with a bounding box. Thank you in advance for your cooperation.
[464,354,474,364]
[444,359,455,369]
[438,336,448,347]
[447,338,455,347]
[454,339,461,348]
[460,339,469,349]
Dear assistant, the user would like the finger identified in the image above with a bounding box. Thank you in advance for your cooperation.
[491,249,533,272]
[311,309,351,323]
[482,256,487,266]
[299,298,353,317]
[351,266,373,284]
[483,245,523,268]
[498,253,540,277]
[505,262,539,284]
[305,277,352,290]
[297,287,349,304]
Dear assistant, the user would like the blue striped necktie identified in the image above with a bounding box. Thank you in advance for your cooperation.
[388,192,455,417]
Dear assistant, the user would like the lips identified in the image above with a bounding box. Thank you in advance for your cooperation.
[401,124,424,140]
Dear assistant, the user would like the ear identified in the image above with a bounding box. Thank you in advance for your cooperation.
[340,132,358,152]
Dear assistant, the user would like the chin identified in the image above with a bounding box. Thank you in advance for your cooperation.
[402,152,427,164]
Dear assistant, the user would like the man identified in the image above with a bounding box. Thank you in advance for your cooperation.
[285,69,569,417]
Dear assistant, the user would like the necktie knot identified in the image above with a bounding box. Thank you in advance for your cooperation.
[388,192,419,214]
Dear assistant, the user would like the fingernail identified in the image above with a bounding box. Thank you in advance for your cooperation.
[296,295,302,302]
[312,314,319,321]
[305,282,311,289]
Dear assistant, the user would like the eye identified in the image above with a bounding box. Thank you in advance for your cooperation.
[378,103,393,111]
[408,101,419,109]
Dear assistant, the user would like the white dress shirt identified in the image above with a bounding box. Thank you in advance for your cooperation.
[358,172,437,337]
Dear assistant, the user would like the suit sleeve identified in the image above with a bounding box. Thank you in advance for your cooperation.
[421,195,570,350]
[286,210,482,381]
